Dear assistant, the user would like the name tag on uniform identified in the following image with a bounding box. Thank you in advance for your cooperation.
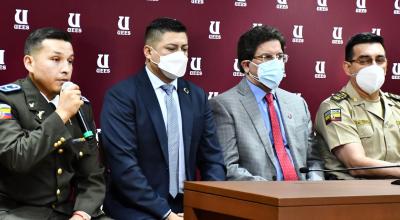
[324,109,341,125]
[354,119,371,126]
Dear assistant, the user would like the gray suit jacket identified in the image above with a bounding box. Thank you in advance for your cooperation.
[209,78,324,181]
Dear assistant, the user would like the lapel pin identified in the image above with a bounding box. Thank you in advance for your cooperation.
[37,111,45,120]
[29,102,35,108]
[287,113,293,119]
[183,88,190,94]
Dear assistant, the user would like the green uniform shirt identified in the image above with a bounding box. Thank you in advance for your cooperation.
[0,77,105,216]
[315,81,400,179]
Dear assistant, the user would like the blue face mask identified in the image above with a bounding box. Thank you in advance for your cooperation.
[249,59,285,90]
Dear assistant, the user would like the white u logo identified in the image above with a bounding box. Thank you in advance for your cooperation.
[15,9,28,25]
[209,21,220,35]
[97,54,109,69]
[118,16,130,30]
[68,13,81,28]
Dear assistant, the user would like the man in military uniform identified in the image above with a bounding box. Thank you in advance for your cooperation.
[0,28,107,219]
[315,32,400,180]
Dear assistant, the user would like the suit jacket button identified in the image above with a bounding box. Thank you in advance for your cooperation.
[57,168,63,175]
[56,189,61,196]
[58,148,64,154]
[79,151,84,157]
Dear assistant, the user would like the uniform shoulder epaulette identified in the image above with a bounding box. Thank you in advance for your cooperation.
[330,91,349,102]
[81,96,90,103]
[385,92,400,102]
[0,83,21,93]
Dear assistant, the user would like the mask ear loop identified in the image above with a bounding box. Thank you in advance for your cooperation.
[147,46,161,65]
[246,61,260,81]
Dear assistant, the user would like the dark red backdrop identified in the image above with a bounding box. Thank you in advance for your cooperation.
[1,0,399,125]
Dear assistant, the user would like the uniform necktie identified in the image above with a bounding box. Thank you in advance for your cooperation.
[265,93,298,181]
[161,84,179,197]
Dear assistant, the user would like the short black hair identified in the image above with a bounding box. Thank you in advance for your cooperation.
[24,27,72,55]
[144,17,187,45]
[237,25,286,73]
[345,32,385,61]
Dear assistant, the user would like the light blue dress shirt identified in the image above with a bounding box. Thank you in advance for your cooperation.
[246,79,295,181]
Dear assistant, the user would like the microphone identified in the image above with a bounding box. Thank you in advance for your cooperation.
[300,165,400,185]
[61,82,94,140]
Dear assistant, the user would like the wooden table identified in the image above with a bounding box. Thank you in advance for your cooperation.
[184,180,400,220]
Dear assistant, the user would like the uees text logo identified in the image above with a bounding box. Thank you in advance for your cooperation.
[0,50,6,71]
[332,27,343,44]
[276,0,288,9]
[235,0,247,7]
[117,16,131,36]
[209,21,221,39]
[189,57,202,76]
[191,0,204,4]
[317,0,328,11]
[392,63,400,79]
[233,59,245,77]
[96,54,111,74]
[292,25,304,43]
[315,61,326,79]
[14,9,29,30]
[356,0,367,13]
[68,13,82,33]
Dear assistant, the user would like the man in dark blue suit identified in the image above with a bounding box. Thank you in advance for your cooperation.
[100,17,226,220]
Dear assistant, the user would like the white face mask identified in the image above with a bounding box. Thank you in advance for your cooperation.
[150,47,188,80]
[354,64,385,95]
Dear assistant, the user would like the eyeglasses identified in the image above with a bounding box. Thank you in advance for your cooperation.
[253,53,289,63]
[349,55,387,66]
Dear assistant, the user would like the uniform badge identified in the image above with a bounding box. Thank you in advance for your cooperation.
[183,88,190,94]
[324,109,341,125]
[37,111,45,120]
[0,103,12,120]
[330,91,349,102]
[0,84,21,93]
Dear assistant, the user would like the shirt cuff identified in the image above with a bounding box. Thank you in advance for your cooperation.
[162,209,172,220]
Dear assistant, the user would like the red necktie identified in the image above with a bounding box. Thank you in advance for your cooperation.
[265,93,298,181]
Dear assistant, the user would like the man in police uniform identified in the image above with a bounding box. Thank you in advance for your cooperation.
[315,32,400,180]
[0,28,107,219]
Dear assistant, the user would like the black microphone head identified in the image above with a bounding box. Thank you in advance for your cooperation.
[299,167,309,173]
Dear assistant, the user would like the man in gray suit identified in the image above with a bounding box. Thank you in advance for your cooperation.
[210,26,323,181]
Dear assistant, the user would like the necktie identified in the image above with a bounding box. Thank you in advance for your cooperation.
[160,84,179,197]
[265,93,298,181]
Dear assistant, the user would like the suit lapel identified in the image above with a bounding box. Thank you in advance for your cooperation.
[177,79,193,170]
[137,70,169,164]
[237,79,277,168]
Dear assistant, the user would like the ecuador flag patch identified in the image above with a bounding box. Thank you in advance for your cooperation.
[0,103,12,120]
[324,109,341,125]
